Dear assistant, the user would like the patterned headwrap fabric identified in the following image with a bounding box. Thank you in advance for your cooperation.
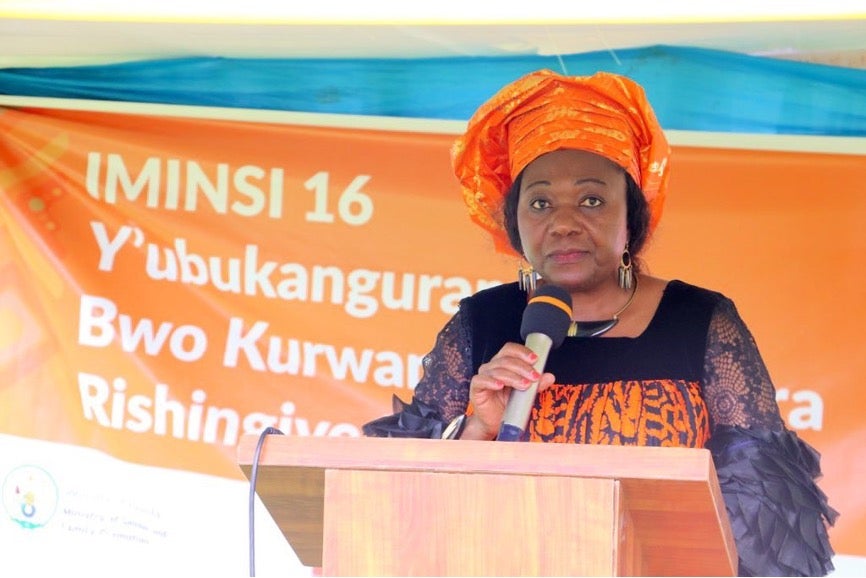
[451,69,671,255]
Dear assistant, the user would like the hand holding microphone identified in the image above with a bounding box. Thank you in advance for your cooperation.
[462,285,573,441]
[496,284,573,441]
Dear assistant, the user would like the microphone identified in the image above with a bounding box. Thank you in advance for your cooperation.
[496,284,572,442]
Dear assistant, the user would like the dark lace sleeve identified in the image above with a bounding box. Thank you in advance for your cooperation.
[361,308,474,438]
[412,307,475,420]
[703,297,783,430]
[702,298,838,576]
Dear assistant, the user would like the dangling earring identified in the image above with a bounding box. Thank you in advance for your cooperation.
[618,244,633,290]
[518,262,538,292]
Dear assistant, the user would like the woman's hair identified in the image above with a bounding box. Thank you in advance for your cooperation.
[502,169,651,272]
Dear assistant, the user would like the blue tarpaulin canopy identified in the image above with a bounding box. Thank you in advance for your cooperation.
[2,45,866,136]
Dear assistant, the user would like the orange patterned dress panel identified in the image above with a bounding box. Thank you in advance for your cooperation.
[527,379,710,448]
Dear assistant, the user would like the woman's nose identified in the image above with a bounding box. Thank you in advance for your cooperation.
[548,207,584,235]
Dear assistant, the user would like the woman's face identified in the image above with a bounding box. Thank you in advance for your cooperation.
[517,148,628,291]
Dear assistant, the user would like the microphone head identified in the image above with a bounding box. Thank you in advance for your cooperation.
[520,284,573,348]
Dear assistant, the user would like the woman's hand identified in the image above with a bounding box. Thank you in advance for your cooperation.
[459,342,555,440]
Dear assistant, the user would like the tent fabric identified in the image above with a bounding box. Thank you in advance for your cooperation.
[1,45,865,136]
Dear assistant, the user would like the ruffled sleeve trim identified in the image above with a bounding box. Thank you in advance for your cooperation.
[707,425,838,576]
[361,395,446,439]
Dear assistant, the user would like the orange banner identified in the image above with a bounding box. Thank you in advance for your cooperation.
[1,106,864,557]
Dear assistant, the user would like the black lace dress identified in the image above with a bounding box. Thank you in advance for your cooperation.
[363,280,837,576]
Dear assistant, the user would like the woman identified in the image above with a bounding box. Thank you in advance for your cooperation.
[363,69,836,576]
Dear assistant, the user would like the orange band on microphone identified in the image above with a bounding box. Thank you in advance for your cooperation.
[528,295,573,318]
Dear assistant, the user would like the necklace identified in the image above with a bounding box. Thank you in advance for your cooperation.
[567,276,639,338]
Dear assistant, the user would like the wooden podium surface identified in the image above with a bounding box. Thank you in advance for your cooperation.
[238,435,737,576]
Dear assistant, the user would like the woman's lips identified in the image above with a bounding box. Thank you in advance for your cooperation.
[547,250,588,264]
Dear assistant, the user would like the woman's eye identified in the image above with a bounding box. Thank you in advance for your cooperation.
[528,198,550,210]
[581,196,603,208]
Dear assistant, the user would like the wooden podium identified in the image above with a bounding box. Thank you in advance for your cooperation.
[237,435,737,576]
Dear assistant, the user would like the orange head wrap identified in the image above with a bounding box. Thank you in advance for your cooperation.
[451,69,671,256]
